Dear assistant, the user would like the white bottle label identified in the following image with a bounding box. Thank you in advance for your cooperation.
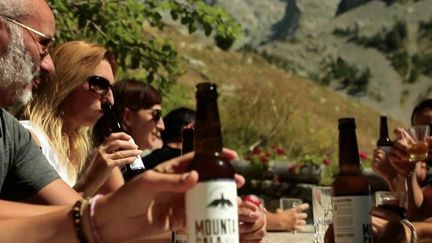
[127,137,145,170]
[332,195,374,243]
[186,180,239,243]
[173,230,188,243]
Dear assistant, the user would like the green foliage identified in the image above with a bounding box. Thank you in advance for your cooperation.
[419,18,432,40]
[321,57,371,96]
[48,0,242,88]
[332,20,432,83]
[412,53,432,77]
[334,20,407,53]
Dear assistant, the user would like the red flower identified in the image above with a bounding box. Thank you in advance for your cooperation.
[322,159,331,166]
[288,164,297,173]
[252,147,261,155]
[259,154,269,163]
[275,146,285,155]
[359,151,368,161]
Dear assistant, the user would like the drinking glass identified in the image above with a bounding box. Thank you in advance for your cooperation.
[375,191,407,218]
[279,198,303,233]
[279,197,302,210]
[312,186,332,243]
[405,125,429,162]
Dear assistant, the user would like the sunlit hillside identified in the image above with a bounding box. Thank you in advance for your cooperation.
[154,26,405,164]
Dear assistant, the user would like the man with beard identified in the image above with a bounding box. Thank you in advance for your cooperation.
[0,1,216,242]
[0,0,81,205]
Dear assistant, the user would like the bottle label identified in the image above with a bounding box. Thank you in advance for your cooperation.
[128,137,145,170]
[186,180,239,243]
[173,230,188,243]
[332,195,374,243]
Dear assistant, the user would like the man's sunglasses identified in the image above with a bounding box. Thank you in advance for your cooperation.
[1,16,55,55]
[149,109,162,122]
[87,76,113,96]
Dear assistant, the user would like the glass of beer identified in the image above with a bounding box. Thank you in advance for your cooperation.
[375,191,407,218]
[405,125,429,162]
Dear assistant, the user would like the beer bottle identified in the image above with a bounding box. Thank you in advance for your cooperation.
[331,118,373,243]
[376,116,392,152]
[185,82,239,243]
[173,127,195,243]
[101,103,146,180]
[182,128,194,154]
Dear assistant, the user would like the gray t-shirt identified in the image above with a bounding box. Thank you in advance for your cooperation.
[0,109,60,200]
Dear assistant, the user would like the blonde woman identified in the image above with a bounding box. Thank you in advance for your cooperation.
[21,41,141,197]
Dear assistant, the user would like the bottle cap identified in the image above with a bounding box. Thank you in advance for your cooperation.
[196,82,218,99]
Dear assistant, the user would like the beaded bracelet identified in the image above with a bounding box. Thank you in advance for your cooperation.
[401,219,418,243]
[72,199,89,243]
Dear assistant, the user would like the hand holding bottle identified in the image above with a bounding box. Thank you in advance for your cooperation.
[388,128,416,177]
[372,148,398,183]
[89,154,200,241]
[75,132,142,196]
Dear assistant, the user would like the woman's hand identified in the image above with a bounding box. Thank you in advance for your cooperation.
[372,148,398,183]
[74,132,142,196]
[388,128,416,177]
[266,203,309,232]
[238,198,267,243]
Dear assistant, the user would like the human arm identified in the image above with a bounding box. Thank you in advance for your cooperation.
[388,128,429,219]
[265,203,309,232]
[374,216,432,242]
[0,200,66,219]
[0,205,83,243]
[95,167,124,195]
[74,132,141,197]
[0,159,197,243]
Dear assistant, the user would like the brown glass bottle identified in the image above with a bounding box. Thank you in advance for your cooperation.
[331,118,373,243]
[376,116,392,152]
[101,103,146,181]
[185,82,239,243]
[181,128,194,155]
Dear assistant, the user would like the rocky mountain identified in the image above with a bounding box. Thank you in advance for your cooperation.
[213,0,432,124]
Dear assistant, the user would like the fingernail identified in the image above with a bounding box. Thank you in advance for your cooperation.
[182,173,191,181]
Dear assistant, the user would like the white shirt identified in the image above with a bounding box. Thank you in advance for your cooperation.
[20,120,76,186]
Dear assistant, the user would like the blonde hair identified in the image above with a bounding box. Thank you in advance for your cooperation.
[23,41,117,180]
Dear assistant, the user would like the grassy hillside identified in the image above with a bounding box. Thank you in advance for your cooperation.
[156,26,405,170]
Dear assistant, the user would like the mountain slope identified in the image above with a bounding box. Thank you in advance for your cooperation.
[156,26,404,159]
[214,0,432,124]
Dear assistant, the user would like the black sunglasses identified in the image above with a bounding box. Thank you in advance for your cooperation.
[149,109,162,122]
[87,76,113,96]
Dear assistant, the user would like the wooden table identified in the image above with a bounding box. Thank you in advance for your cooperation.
[265,225,315,243]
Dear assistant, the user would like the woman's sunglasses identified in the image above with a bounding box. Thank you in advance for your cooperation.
[149,109,162,122]
[87,76,112,96]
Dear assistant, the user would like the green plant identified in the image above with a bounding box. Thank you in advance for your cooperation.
[321,57,370,96]
[48,0,242,88]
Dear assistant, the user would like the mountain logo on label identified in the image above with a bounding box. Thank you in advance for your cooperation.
[207,194,233,208]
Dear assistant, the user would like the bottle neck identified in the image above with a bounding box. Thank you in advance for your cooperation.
[339,127,361,172]
[181,128,194,155]
[102,104,124,133]
[194,98,223,156]
[379,117,389,139]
